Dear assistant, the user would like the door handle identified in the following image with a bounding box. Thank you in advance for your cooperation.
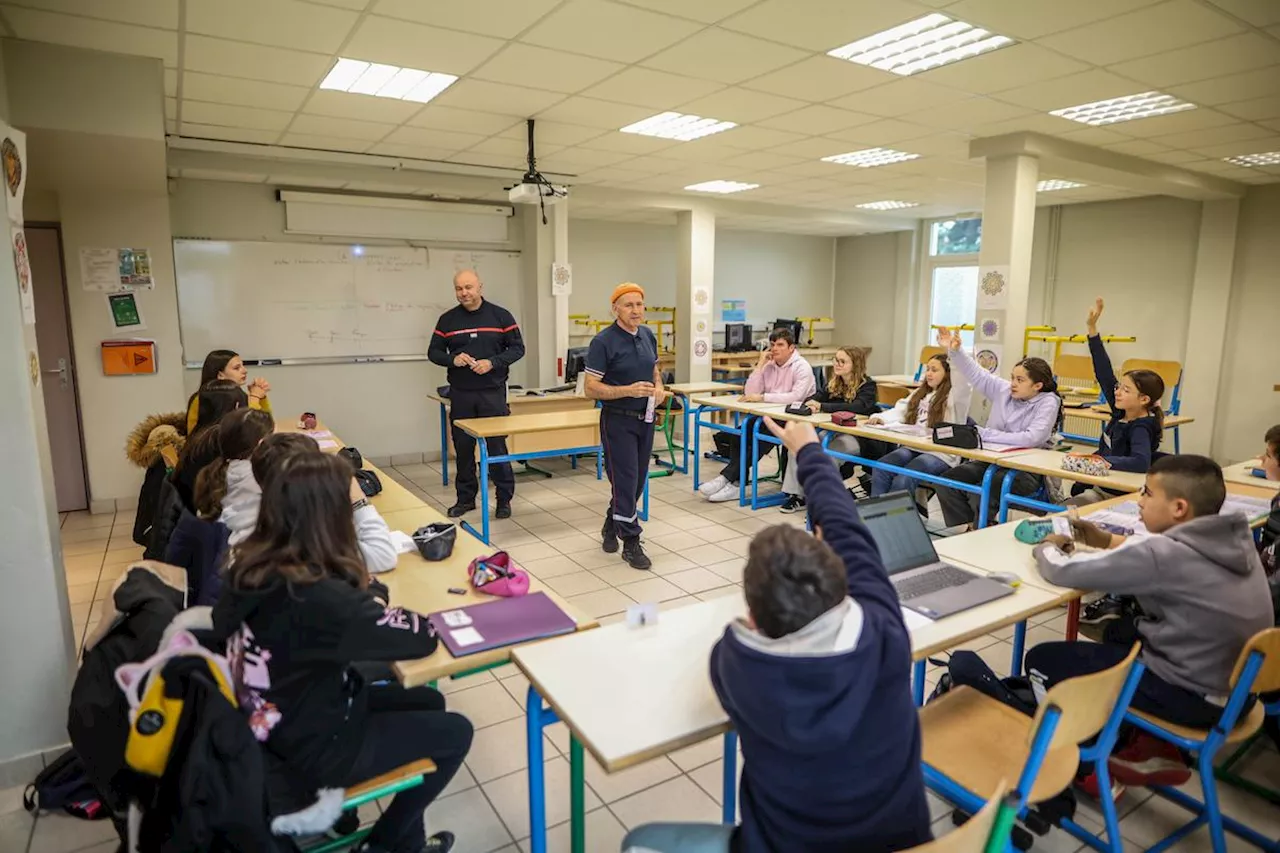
[43,357,70,390]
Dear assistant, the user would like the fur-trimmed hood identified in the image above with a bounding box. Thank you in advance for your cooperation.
[126,412,187,469]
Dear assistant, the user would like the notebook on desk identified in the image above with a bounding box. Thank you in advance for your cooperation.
[429,592,577,657]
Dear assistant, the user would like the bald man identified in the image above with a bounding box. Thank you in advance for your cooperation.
[429,269,525,519]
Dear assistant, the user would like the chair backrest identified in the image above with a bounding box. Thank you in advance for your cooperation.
[1031,643,1141,751]
[1229,628,1280,695]
[1052,354,1096,391]
[904,781,1009,853]
[1119,358,1182,401]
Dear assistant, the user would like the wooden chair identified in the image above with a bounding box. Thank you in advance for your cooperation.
[920,644,1142,852]
[907,781,1013,853]
[1116,628,1280,853]
[301,759,438,853]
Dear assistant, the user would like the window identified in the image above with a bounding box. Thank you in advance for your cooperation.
[929,218,982,256]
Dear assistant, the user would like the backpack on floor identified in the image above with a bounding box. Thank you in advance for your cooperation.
[24,749,109,820]
[927,651,1038,716]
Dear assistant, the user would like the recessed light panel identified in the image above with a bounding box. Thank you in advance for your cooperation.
[822,147,920,168]
[1050,92,1195,126]
[856,200,919,210]
[685,180,759,194]
[1037,180,1085,192]
[620,112,737,141]
[320,58,458,104]
[1224,151,1280,168]
[828,13,1015,76]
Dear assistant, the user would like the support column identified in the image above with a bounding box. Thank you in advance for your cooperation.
[676,209,715,383]
[1183,199,1240,457]
[974,154,1039,375]
[520,202,570,388]
[552,199,570,386]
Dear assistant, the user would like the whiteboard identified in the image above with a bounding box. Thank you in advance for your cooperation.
[173,240,522,361]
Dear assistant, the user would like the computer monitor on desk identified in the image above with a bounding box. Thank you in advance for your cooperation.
[773,318,803,343]
[564,346,588,384]
[724,323,751,352]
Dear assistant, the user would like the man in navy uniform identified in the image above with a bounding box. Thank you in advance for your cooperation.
[428,269,525,519]
[584,283,664,570]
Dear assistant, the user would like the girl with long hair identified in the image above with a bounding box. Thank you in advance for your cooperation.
[186,349,272,433]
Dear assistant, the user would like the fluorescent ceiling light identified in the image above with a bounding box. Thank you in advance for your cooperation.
[1224,151,1280,168]
[1050,92,1195,126]
[320,57,458,104]
[685,180,759,194]
[1037,179,1085,192]
[822,147,920,168]
[620,112,736,141]
[827,13,1014,76]
[856,200,918,210]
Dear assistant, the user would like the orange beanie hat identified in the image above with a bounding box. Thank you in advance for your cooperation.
[611,282,645,304]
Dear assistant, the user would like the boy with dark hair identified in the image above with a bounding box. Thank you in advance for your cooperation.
[1030,454,1271,786]
[622,419,930,853]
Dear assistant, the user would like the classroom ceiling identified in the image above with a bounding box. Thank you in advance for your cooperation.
[3,0,1280,232]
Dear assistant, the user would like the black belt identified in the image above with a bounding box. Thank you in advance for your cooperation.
[601,406,649,421]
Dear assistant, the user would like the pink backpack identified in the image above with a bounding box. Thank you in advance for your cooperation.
[466,551,530,597]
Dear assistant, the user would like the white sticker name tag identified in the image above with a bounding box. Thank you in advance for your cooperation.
[936,426,954,439]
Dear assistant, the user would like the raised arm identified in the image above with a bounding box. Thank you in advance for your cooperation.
[979,392,1059,448]
[948,343,1010,403]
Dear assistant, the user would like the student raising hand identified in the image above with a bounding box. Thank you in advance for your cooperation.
[763,416,820,454]
[1086,297,1105,336]
[936,328,960,351]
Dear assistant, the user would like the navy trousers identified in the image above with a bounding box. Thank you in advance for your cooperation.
[450,387,515,505]
[600,408,654,540]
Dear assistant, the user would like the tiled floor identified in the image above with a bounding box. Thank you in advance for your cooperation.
[21,452,1280,853]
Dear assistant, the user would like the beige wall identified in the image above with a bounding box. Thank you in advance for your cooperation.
[832,231,906,375]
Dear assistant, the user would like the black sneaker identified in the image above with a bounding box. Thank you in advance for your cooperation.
[1080,596,1124,625]
[495,502,512,520]
[779,495,806,514]
[327,809,360,840]
[601,520,619,554]
[621,537,652,570]
[447,502,475,518]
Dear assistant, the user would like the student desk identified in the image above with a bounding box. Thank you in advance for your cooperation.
[427,389,595,486]
[986,448,1148,522]
[665,381,755,474]
[514,578,1064,853]
[1222,459,1277,492]
[452,408,650,544]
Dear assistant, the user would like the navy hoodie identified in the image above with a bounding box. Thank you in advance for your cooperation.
[710,443,931,853]
[1088,335,1160,472]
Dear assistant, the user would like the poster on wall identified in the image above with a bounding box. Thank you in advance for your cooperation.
[2,125,26,226]
[12,227,34,325]
[81,247,155,290]
[693,286,711,315]
[977,265,1009,310]
[550,262,572,296]
[976,311,1004,344]
[107,290,146,331]
[693,336,711,364]
[721,299,746,322]
[974,343,1003,374]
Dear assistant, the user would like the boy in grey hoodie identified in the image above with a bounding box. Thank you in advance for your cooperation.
[1030,454,1270,787]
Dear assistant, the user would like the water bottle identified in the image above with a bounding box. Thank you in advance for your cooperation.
[644,394,656,424]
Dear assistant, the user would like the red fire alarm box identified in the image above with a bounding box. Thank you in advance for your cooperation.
[101,340,157,376]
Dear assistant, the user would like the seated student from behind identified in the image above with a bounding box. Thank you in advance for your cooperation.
[1258,425,1280,615]
[622,418,930,853]
[1030,455,1271,786]
[186,349,271,433]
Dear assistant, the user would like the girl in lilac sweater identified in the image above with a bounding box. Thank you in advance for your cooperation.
[933,330,1063,528]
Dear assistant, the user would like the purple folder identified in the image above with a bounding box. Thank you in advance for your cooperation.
[429,592,577,657]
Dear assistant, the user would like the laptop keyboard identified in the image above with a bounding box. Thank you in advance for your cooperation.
[893,565,976,601]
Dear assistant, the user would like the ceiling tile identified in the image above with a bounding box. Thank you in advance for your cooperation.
[182,101,294,131]
[370,0,561,39]
[742,56,892,102]
[184,35,332,86]
[966,113,1074,136]
[307,0,372,9]
[945,0,1160,39]
[382,126,488,149]
[721,150,807,170]
[4,6,179,65]
[1259,118,1280,133]
[613,155,688,174]
[276,133,374,153]
[164,69,177,98]
[344,15,507,75]
[828,78,962,118]
[446,151,526,170]
[1039,0,1244,67]
[825,118,933,145]
[1169,67,1280,105]
[176,122,281,144]
[673,87,808,124]
[182,71,309,112]
[1107,34,1280,88]
[497,120,606,146]
[1205,0,1280,26]
[1188,136,1280,159]
[575,132,681,154]
[186,0,357,53]
[534,97,657,130]
[6,0,179,28]
[757,105,878,135]
[582,68,724,109]
[897,97,1029,131]
[721,0,926,51]
[718,126,810,150]
[408,106,522,136]
[766,137,859,159]
[918,43,1087,95]
[466,136,562,159]
[288,114,396,141]
[1057,127,1131,145]
[1109,107,1238,138]
[897,132,972,158]
[1102,139,1173,156]
[366,142,461,160]
[302,90,423,124]
[472,44,626,94]
[613,0,762,24]
[1149,122,1275,149]
[520,0,702,63]
[431,80,566,116]
[652,137,754,162]
[1219,95,1280,122]
[539,148,636,170]
[994,69,1142,111]
[641,28,808,85]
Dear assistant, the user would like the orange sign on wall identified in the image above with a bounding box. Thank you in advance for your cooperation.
[101,340,157,376]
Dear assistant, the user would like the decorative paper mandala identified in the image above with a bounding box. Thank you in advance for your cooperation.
[981,270,1006,298]
[976,349,1000,372]
[694,288,709,308]
[981,318,999,338]
[3,137,21,197]
[694,339,709,358]
[695,319,708,334]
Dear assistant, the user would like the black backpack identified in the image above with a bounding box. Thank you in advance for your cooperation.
[24,749,108,820]
[338,446,363,471]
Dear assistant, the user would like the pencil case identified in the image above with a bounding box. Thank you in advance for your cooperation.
[467,551,530,597]
[1061,453,1110,477]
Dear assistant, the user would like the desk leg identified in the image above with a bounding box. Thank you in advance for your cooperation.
[439,402,450,487]
[722,731,737,825]
[976,464,998,529]
[1065,600,1080,641]
[693,408,703,490]
[526,685,549,853]
[479,441,492,544]
[1011,620,1026,677]
[681,400,691,474]
[596,447,603,480]
[570,736,586,853]
[738,415,753,507]
[913,659,926,707]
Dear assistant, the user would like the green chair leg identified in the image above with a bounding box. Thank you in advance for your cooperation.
[1214,731,1280,806]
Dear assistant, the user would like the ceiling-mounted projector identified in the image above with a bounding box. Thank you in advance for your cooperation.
[509,181,567,205]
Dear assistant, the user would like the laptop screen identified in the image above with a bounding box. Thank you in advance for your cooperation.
[858,492,940,575]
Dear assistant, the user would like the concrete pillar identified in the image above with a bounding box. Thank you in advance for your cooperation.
[1184,199,1240,457]
[552,199,569,385]
[675,209,715,383]
[974,154,1039,374]
[520,201,571,388]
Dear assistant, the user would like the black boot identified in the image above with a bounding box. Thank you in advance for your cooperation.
[601,518,619,553]
[447,501,475,518]
[621,537,651,570]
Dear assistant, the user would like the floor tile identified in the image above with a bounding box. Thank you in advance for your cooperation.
[665,568,731,595]
[582,754,682,804]
[61,553,105,577]
[465,717,558,783]
[0,784,25,817]
[608,775,721,831]
[509,542,562,562]
[713,536,752,557]
[689,524,741,544]
[439,669,494,695]
[679,545,738,570]
[494,529,546,550]
[645,553,697,576]
[615,576,685,603]
[483,756,603,841]
[65,582,97,607]
[544,533,600,555]
[588,565,654,588]
[426,786,513,853]
[60,514,115,532]
[446,681,524,730]
[667,738,723,772]
[542,571,609,598]
[516,806,627,853]
[28,810,119,853]
[703,558,745,584]
[564,588,635,619]
[686,758,743,814]
[568,550,626,571]
[58,540,109,560]
[56,528,112,546]
[647,532,706,553]
[522,555,586,580]
[722,517,773,537]
[442,763,479,799]
[694,586,741,602]
[0,811,33,853]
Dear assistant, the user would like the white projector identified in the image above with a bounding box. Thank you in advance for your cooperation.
[509,182,566,205]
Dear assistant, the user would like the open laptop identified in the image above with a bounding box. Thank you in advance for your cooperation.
[857,492,1015,619]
